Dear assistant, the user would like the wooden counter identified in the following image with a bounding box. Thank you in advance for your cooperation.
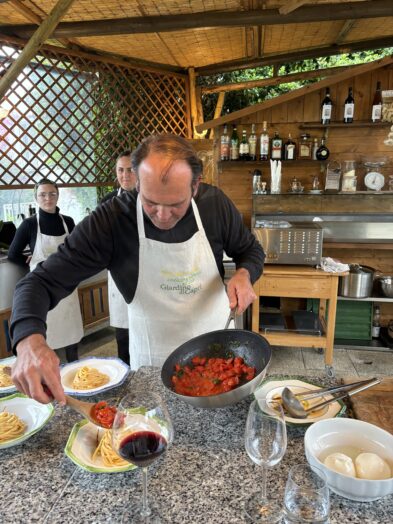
[251,265,346,376]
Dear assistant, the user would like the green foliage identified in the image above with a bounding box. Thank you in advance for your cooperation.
[199,49,393,121]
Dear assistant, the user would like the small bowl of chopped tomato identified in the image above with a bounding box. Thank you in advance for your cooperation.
[161,329,271,408]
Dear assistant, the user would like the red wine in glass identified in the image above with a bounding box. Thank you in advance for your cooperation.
[119,431,167,467]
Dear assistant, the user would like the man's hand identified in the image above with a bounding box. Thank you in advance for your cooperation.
[226,268,257,314]
[12,334,66,405]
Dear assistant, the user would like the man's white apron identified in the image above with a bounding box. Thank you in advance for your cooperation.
[108,190,129,329]
[128,196,230,369]
[30,214,84,349]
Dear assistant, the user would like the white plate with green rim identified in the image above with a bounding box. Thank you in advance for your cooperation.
[0,393,54,449]
[0,356,17,395]
[64,420,136,474]
[254,377,346,426]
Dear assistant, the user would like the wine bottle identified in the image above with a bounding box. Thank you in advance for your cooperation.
[371,81,382,123]
[259,121,269,161]
[230,125,239,160]
[248,124,257,161]
[220,125,230,161]
[321,87,333,124]
[271,131,282,160]
[284,133,296,160]
[315,138,330,161]
[239,129,249,160]
[344,87,355,123]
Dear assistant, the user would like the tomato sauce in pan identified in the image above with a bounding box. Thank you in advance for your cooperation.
[171,356,256,397]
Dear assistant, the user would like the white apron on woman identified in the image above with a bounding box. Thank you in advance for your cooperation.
[29,215,84,349]
[107,188,129,329]
[128,196,231,369]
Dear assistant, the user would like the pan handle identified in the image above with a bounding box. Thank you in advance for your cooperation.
[224,308,237,330]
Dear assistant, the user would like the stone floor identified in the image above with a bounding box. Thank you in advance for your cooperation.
[58,326,393,379]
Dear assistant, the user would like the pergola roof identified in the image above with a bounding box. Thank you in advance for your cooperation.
[0,0,392,75]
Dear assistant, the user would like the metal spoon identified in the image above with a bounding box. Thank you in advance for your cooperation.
[3,366,115,428]
[281,377,381,419]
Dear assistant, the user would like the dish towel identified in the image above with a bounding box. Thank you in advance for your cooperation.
[321,257,350,273]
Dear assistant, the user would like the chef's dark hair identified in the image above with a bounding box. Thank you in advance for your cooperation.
[34,178,59,197]
[131,134,202,188]
[116,150,132,162]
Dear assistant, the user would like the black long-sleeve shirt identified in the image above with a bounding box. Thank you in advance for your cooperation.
[7,208,75,266]
[11,184,265,348]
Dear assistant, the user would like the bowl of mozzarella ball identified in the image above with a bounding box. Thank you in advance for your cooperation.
[304,418,393,501]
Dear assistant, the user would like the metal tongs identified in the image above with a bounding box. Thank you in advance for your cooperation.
[281,377,381,418]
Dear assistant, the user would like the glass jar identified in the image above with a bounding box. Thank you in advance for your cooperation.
[298,133,312,159]
[341,160,357,192]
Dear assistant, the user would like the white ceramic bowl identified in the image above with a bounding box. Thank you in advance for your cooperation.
[304,418,393,502]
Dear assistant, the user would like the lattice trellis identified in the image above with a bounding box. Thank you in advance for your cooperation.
[0,40,189,188]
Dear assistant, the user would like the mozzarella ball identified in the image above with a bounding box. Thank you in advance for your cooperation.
[355,453,392,480]
[324,452,356,477]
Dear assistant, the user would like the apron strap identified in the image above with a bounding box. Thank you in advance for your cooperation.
[117,188,122,196]
[136,195,204,239]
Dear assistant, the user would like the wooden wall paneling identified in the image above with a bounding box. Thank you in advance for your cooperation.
[303,91,320,122]
[271,101,288,123]
[287,96,304,123]
[354,72,372,121]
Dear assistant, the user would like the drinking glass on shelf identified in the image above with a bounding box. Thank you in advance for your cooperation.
[283,463,330,524]
[112,390,174,522]
[244,398,287,523]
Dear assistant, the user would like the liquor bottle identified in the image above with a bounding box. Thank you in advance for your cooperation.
[315,138,330,161]
[248,124,257,161]
[284,133,296,160]
[239,129,250,160]
[220,125,230,161]
[312,138,319,160]
[372,305,381,338]
[321,87,333,124]
[259,121,269,161]
[230,125,239,161]
[343,87,355,123]
[271,131,282,160]
[371,81,382,123]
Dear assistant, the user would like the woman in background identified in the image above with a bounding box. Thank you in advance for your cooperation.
[8,178,83,362]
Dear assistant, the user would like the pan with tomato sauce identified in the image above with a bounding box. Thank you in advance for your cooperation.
[161,329,272,408]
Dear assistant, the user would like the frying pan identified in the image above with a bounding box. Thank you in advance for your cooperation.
[161,329,271,409]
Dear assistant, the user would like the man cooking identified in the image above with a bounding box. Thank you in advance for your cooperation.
[10,134,265,405]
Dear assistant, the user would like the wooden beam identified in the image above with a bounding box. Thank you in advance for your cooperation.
[335,19,356,44]
[279,0,309,15]
[201,64,357,94]
[213,92,225,119]
[195,55,393,132]
[1,1,391,38]
[0,0,75,101]
[197,36,393,75]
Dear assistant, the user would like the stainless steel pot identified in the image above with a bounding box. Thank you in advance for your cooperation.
[339,264,377,298]
[378,276,393,298]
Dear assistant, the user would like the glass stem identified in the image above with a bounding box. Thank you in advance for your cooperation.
[140,467,151,517]
[261,465,267,501]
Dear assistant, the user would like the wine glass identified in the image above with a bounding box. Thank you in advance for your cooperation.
[244,398,287,523]
[112,390,174,522]
[283,463,330,524]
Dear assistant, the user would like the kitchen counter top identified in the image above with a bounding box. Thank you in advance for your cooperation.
[1,369,392,524]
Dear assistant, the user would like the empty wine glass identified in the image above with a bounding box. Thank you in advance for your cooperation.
[283,463,330,524]
[244,398,287,523]
[112,390,174,522]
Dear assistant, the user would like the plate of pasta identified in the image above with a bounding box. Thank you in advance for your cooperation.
[60,357,130,396]
[64,420,136,473]
[0,356,17,394]
[0,393,54,449]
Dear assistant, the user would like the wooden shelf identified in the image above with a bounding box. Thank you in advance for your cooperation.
[219,159,320,167]
[299,121,391,129]
[338,296,393,303]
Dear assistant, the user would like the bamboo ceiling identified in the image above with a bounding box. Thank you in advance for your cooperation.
[0,1,392,74]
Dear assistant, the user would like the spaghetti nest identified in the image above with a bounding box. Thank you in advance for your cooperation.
[71,366,110,390]
[0,411,26,443]
[92,429,128,468]
[0,365,13,388]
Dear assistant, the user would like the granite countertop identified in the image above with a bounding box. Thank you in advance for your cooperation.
[1,369,392,524]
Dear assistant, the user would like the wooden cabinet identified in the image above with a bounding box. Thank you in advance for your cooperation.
[251,265,345,376]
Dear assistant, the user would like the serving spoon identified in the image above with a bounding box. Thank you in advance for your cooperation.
[281,377,381,418]
[3,366,116,428]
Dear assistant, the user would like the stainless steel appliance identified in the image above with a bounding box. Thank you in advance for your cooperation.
[252,221,323,266]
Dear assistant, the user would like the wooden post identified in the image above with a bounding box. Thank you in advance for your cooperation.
[0,0,75,101]
[188,67,207,138]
